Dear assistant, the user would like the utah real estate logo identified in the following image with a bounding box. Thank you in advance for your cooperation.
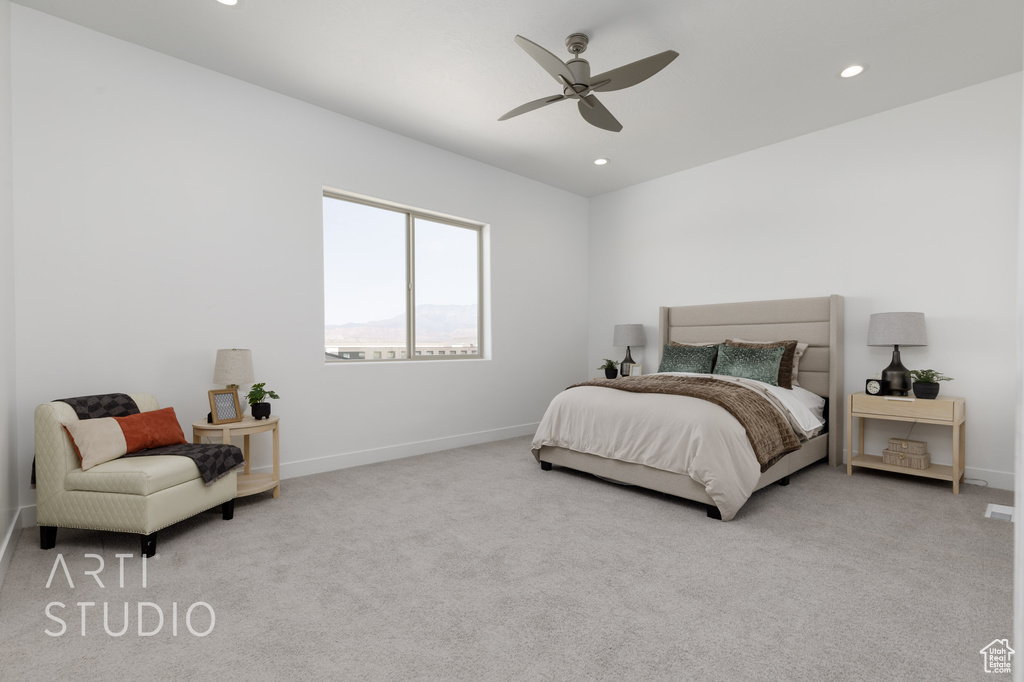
[980,639,1014,674]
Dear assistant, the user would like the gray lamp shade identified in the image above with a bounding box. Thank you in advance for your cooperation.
[613,324,646,347]
[213,348,255,386]
[867,312,928,347]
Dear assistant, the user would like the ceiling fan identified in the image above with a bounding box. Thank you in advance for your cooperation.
[498,33,679,132]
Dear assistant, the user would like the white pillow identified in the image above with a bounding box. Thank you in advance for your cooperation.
[763,382,826,438]
[790,342,809,387]
[62,418,128,470]
[668,340,719,347]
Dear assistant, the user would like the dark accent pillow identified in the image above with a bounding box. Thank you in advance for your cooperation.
[714,344,786,386]
[724,339,798,389]
[668,341,722,372]
[658,344,717,374]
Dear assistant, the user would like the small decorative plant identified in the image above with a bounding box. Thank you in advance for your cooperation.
[246,382,281,406]
[909,369,952,400]
[598,359,618,371]
[910,369,953,384]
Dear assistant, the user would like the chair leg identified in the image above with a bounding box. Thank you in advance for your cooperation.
[40,526,57,550]
[141,532,157,558]
[222,499,235,520]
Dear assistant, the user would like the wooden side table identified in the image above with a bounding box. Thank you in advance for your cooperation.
[192,415,280,498]
[845,392,966,492]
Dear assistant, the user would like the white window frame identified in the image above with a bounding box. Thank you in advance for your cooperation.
[323,188,485,363]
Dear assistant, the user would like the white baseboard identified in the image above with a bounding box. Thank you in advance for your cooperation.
[963,466,1015,492]
[0,506,28,592]
[251,422,540,480]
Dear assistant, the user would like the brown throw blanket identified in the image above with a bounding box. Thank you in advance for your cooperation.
[567,375,801,472]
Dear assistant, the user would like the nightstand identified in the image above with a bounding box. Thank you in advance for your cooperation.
[845,392,966,492]
[193,415,280,498]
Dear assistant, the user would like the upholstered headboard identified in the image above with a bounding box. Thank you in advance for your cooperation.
[658,295,844,466]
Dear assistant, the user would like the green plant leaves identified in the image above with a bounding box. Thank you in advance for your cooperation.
[246,382,280,405]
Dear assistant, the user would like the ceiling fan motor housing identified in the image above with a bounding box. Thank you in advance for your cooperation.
[566,58,591,94]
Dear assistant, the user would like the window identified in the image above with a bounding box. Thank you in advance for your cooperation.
[323,190,484,362]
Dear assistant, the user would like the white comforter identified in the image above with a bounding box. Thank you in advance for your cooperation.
[530,373,825,520]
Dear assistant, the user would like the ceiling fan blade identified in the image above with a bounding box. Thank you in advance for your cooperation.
[514,35,575,85]
[498,93,567,121]
[590,50,679,92]
[577,94,622,132]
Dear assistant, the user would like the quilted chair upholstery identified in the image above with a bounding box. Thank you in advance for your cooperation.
[35,393,237,557]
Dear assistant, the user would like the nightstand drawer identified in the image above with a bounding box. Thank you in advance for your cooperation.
[850,393,957,422]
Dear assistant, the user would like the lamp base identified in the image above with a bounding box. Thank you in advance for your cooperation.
[620,347,635,379]
[881,346,911,396]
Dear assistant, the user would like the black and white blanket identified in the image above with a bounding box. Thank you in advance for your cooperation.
[124,443,245,485]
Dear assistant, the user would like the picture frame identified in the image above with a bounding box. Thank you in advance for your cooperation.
[629,364,643,376]
[208,388,243,425]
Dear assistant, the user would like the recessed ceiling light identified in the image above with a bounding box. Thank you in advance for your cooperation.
[840,65,865,78]
[594,158,609,166]
[217,0,239,6]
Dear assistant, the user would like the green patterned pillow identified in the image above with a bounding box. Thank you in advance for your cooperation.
[658,344,717,374]
[713,344,785,386]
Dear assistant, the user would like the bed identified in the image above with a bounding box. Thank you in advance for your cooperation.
[531,295,844,520]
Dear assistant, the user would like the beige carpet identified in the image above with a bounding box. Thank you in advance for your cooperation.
[0,435,1013,681]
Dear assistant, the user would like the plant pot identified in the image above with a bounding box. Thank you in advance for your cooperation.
[912,382,940,400]
[251,402,272,420]
[604,368,618,379]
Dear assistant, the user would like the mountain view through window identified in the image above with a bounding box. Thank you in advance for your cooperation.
[323,192,482,361]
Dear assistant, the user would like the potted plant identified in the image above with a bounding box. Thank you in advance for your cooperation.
[599,359,618,380]
[247,382,280,420]
[909,369,953,400]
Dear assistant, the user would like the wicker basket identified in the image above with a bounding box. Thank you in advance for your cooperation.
[882,448,931,470]
[887,438,927,456]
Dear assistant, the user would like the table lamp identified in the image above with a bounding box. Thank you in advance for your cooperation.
[867,312,927,396]
[613,324,645,378]
[213,348,254,389]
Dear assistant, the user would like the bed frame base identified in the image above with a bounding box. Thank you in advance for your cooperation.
[535,432,826,509]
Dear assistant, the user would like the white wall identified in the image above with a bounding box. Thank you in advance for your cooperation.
[589,74,1022,487]
[1014,28,1024,682]
[0,0,19,571]
[10,7,589,509]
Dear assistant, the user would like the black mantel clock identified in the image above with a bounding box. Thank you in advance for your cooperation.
[865,378,890,396]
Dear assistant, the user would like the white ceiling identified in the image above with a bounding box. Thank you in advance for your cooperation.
[13,0,1024,197]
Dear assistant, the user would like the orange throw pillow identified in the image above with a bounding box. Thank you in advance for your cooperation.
[114,407,188,453]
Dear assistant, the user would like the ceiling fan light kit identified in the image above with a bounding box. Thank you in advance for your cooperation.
[499,33,678,132]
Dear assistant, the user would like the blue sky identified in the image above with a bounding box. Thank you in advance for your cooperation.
[323,196,478,327]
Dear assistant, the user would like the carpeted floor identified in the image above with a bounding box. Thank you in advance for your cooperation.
[0,435,1013,681]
